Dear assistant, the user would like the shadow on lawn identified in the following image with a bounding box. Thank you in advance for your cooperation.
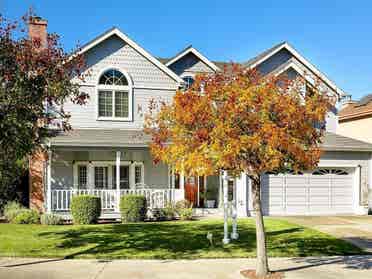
[34,220,363,260]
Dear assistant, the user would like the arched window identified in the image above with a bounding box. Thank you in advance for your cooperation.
[99,69,128,86]
[182,76,194,90]
[97,69,131,120]
[312,169,349,175]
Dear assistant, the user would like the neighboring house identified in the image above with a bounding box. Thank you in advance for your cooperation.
[29,18,372,218]
[338,95,372,144]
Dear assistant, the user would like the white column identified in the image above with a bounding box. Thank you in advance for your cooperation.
[129,163,135,189]
[116,151,121,212]
[88,162,94,189]
[231,177,239,240]
[180,171,185,190]
[222,171,230,244]
[47,149,52,213]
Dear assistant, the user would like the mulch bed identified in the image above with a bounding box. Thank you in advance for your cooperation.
[240,270,284,279]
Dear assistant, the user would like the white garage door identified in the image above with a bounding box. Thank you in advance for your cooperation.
[261,168,354,215]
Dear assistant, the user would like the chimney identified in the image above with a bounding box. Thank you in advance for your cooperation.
[340,94,356,110]
[28,16,47,48]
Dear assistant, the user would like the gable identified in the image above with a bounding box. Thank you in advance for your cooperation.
[81,35,179,89]
[168,52,216,76]
[245,43,345,98]
[76,28,183,87]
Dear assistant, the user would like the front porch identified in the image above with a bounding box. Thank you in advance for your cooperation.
[44,144,222,218]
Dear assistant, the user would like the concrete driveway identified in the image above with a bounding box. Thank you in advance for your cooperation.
[284,216,372,252]
[1,257,372,279]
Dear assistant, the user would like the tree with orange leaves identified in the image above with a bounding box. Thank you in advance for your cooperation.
[144,64,332,277]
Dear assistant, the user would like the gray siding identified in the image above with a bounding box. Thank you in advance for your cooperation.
[169,52,215,76]
[263,51,339,133]
[64,35,178,129]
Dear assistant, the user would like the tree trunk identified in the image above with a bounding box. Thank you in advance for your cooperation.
[251,176,269,277]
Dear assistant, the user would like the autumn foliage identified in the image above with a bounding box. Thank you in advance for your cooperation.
[145,64,332,181]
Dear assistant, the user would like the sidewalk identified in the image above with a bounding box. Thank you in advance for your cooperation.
[1,256,372,279]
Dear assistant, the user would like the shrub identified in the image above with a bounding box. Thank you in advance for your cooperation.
[41,213,63,225]
[162,202,176,220]
[3,201,26,222]
[175,199,194,220]
[120,195,147,222]
[70,195,101,224]
[12,209,40,224]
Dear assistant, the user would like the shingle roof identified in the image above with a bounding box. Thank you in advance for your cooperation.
[321,132,372,152]
[49,129,372,152]
[49,129,151,147]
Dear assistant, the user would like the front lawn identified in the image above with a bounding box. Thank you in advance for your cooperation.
[0,218,363,259]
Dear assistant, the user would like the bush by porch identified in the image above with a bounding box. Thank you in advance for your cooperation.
[0,218,363,259]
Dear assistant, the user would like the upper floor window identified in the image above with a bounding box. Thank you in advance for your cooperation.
[97,69,132,121]
[182,76,194,90]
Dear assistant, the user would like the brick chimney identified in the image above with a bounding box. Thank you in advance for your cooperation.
[28,16,47,48]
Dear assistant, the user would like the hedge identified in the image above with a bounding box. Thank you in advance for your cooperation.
[12,209,40,224]
[70,195,101,224]
[120,195,147,222]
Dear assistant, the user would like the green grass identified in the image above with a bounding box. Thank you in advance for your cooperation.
[0,218,363,259]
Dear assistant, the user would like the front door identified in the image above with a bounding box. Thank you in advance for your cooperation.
[185,176,198,206]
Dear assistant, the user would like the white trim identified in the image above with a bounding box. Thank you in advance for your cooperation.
[247,42,346,97]
[72,160,144,189]
[77,28,183,84]
[116,151,121,211]
[96,67,133,122]
[165,47,220,72]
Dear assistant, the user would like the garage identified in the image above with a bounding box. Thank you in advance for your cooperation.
[261,168,355,215]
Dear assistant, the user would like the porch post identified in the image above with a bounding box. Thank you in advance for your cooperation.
[231,177,239,240]
[47,149,52,213]
[222,171,230,244]
[116,151,121,212]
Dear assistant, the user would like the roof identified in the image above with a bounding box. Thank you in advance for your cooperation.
[339,94,372,122]
[48,129,372,152]
[164,45,220,72]
[243,42,346,98]
[76,27,183,84]
[321,132,372,152]
[49,129,151,147]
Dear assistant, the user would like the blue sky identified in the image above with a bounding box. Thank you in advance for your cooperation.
[3,0,372,99]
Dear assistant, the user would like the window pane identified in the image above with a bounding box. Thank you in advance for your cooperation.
[115,91,129,118]
[98,91,112,117]
[94,166,108,188]
[112,166,129,189]
[135,165,142,184]
[78,165,87,188]
[174,173,180,189]
[99,69,128,86]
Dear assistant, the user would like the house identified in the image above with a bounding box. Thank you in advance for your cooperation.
[338,94,372,144]
[29,17,372,218]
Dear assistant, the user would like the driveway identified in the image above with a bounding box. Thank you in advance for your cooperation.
[284,216,372,252]
[1,257,372,279]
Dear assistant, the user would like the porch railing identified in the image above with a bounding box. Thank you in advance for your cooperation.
[51,188,175,212]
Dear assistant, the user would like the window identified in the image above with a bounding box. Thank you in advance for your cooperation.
[174,173,180,189]
[182,76,194,90]
[98,69,131,120]
[94,166,108,188]
[312,169,349,175]
[135,165,143,184]
[98,91,112,117]
[112,166,129,189]
[78,165,87,188]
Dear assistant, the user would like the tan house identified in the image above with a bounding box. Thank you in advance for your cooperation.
[338,95,372,144]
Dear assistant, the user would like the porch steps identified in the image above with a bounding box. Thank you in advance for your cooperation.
[194,208,223,218]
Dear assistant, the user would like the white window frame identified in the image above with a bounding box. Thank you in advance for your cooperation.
[73,161,144,189]
[96,68,133,121]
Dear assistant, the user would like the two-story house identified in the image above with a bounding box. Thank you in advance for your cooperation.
[29,18,372,218]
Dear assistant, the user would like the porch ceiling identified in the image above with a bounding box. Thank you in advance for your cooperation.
[48,129,151,147]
